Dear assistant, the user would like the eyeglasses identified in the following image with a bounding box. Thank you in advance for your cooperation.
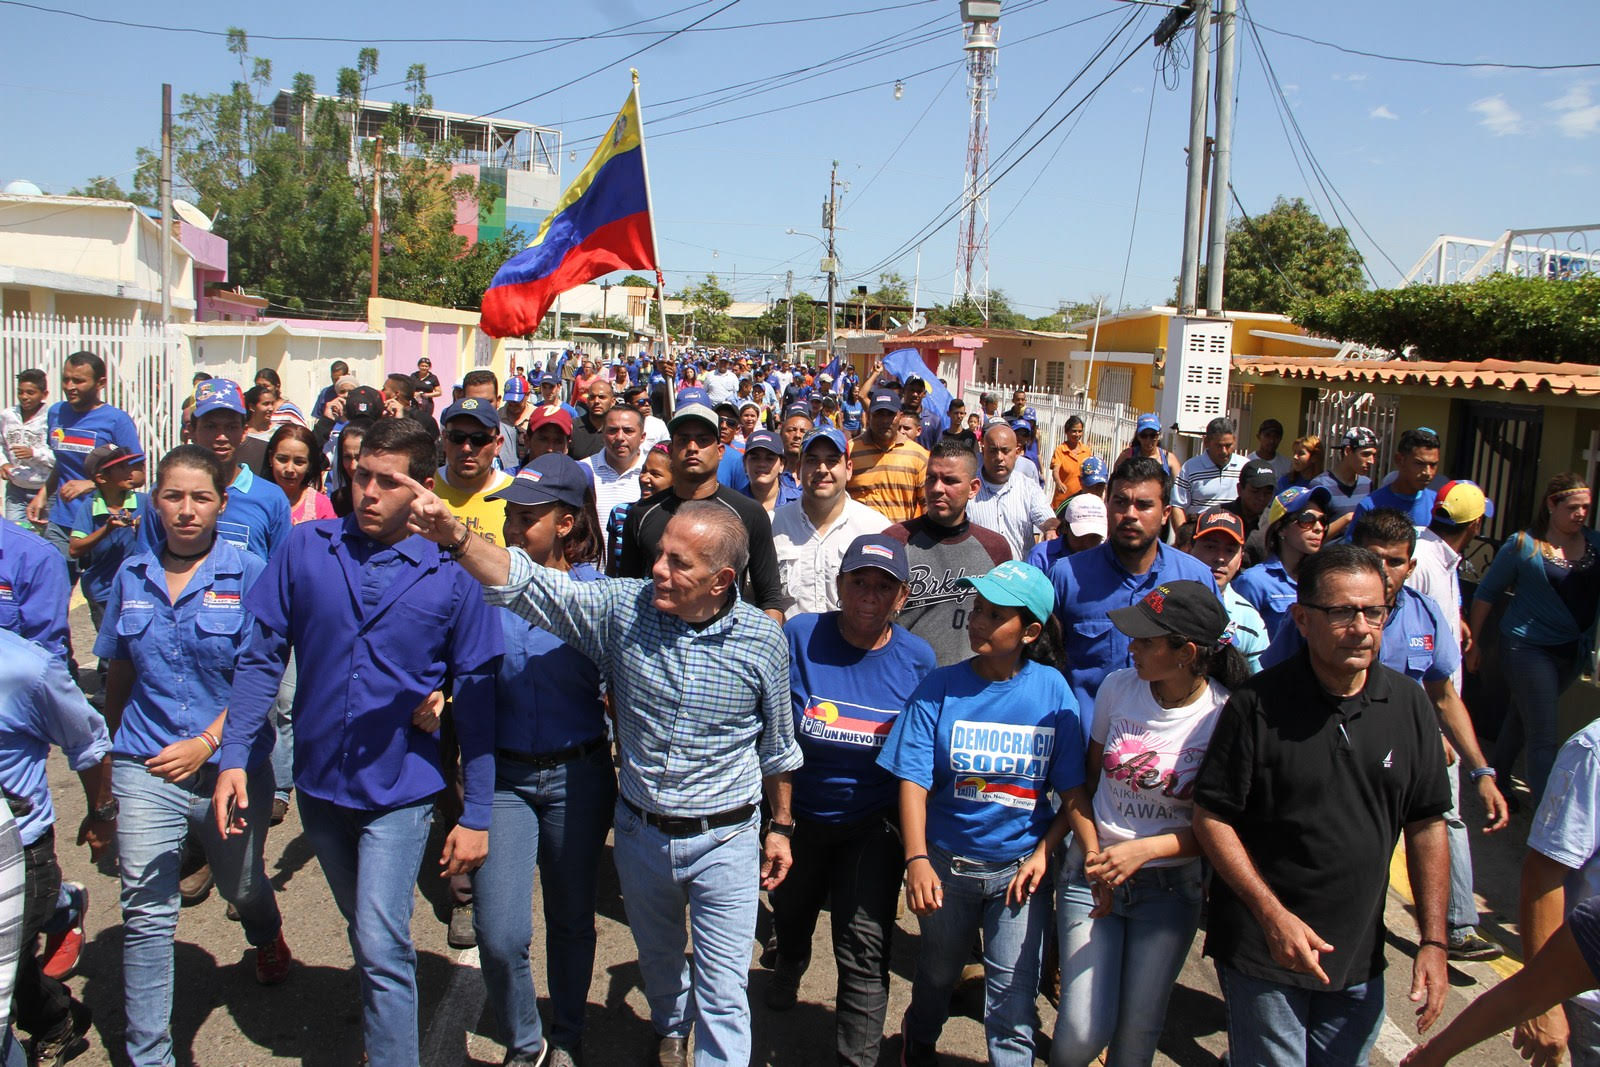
[635,400,651,409]
[445,430,496,448]
[1301,603,1389,627]
[1290,511,1327,529]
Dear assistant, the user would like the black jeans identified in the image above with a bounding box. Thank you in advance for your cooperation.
[15,828,71,1039]
[769,810,903,1067]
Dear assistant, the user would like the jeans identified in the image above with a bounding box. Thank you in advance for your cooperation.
[1217,964,1385,1067]
[269,654,298,803]
[904,847,1051,1067]
[1493,635,1583,806]
[472,747,616,1058]
[2,484,34,525]
[611,798,760,1067]
[1052,860,1204,1067]
[297,792,433,1067]
[114,758,281,1066]
[14,829,70,1040]
[1444,762,1478,932]
[769,811,903,1067]
[1567,1001,1600,1067]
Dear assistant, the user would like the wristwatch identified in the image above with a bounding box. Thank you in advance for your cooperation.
[764,819,795,839]
[92,799,119,822]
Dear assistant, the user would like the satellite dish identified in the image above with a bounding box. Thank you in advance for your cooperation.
[910,312,928,331]
[172,199,214,231]
[2,179,43,196]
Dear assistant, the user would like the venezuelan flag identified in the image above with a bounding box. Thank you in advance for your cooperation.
[481,84,658,337]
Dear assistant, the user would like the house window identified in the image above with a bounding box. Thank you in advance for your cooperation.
[1022,358,1038,387]
[1097,367,1134,406]
[986,356,1002,382]
[1045,361,1066,394]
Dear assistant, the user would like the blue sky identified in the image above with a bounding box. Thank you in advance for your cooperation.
[3,0,1596,317]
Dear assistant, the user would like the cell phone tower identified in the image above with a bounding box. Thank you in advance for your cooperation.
[953,0,1000,318]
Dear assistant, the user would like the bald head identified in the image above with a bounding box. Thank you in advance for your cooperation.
[981,424,1020,483]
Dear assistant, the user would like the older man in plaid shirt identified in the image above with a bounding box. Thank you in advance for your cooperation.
[399,473,801,1067]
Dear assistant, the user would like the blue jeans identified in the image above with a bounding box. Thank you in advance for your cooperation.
[297,792,433,1067]
[114,758,281,1066]
[472,747,616,1058]
[1052,859,1203,1067]
[1567,1001,1600,1067]
[269,654,298,803]
[1493,635,1583,806]
[1217,964,1385,1067]
[611,798,760,1067]
[1444,762,1478,932]
[2,484,34,525]
[904,847,1051,1067]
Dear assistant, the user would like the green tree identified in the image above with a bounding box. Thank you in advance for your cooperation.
[69,176,151,206]
[928,288,1020,329]
[1294,274,1600,363]
[869,271,910,306]
[1187,196,1366,314]
[619,273,655,289]
[675,274,737,344]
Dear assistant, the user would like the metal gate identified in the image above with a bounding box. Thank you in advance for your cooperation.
[1301,389,1402,483]
[1454,401,1543,543]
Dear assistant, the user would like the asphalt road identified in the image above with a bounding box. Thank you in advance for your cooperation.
[38,601,1535,1066]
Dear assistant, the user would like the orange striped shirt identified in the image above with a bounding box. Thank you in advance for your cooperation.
[847,438,929,523]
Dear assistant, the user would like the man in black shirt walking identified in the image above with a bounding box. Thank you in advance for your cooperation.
[1194,543,1452,1066]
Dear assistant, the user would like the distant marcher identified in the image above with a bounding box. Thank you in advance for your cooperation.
[1312,426,1379,540]
[1049,416,1093,511]
[1276,434,1323,493]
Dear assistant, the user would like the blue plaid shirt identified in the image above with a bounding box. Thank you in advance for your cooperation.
[489,550,801,816]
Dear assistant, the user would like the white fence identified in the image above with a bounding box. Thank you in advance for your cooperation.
[962,381,1145,467]
[0,313,191,458]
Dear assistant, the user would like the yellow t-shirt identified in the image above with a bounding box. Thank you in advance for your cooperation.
[433,467,513,546]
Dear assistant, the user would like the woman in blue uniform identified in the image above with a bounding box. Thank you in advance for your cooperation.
[94,445,289,1067]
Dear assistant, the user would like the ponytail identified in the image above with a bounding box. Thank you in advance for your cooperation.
[1165,634,1251,692]
[1023,614,1068,673]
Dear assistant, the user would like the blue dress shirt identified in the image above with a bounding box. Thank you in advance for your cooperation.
[1232,556,1300,644]
[219,517,504,828]
[0,518,70,658]
[494,564,606,756]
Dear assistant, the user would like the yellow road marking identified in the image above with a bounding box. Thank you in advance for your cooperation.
[1390,842,1522,980]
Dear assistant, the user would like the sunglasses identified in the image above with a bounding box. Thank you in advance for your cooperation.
[445,430,496,448]
[1290,511,1326,529]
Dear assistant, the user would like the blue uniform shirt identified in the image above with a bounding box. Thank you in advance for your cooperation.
[1353,485,1437,529]
[143,464,290,563]
[1233,556,1299,644]
[93,540,264,761]
[219,517,505,827]
[1049,541,1217,740]
[71,489,149,605]
[1261,585,1460,685]
[45,401,142,531]
[0,518,70,658]
[1025,536,1070,575]
[495,564,607,755]
[0,628,111,844]
[787,613,937,823]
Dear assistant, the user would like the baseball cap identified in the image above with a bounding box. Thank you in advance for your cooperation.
[668,403,719,434]
[714,402,740,421]
[440,398,499,431]
[1341,425,1380,451]
[525,404,573,437]
[1135,413,1162,436]
[1108,580,1229,647]
[1194,507,1246,545]
[344,386,384,420]
[193,378,247,419]
[676,386,712,409]
[537,374,559,389]
[1267,483,1332,526]
[1079,456,1109,488]
[743,429,783,456]
[957,560,1055,628]
[782,403,812,422]
[1059,494,1108,539]
[839,533,909,583]
[503,378,528,402]
[867,390,902,414]
[1433,480,1494,527]
[1009,419,1033,434]
[802,426,849,455]
[84,443,144,479]
[737,398,762,413]
[1259,417,1284,435]
[487,453,588,507]
[1238,459,1278,489]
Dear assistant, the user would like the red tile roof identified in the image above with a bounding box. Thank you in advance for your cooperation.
[1234,357,1600,397]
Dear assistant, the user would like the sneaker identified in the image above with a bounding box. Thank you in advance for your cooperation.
[447,904,476,949]
[179,858,213,906]
[270,797,290,826]
[32,999,90,1066]
[899,1011,938,1067]
[502,1041,549,1066]
[546,1048,577,1067]
[1447,928,1504,961]
[763,963,803,1011]
[41,883,87,981]
[655,1036,689,1067]
[255,931,292,985]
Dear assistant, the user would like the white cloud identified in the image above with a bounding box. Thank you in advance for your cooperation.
[1369,104,1399,120]
[1547,82,1600,139]
[1333,72,1368,83]
[1471,95,1524,135]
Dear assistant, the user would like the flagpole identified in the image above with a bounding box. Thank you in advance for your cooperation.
[630,69,674,401]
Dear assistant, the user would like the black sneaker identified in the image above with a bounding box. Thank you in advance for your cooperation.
[502,1041,549,1066]
[448,904,476,949]
[764,963,803,1011]
[33,1000,91,1066]
[1447,928,1504,961]
[899,1011,938,1067]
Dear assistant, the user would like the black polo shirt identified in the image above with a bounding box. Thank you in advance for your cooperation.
[1193,649,1450,990]
[611,484,784,614]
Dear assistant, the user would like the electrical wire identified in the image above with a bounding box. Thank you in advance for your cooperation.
[1245,17,1600,72]
[1116,66,1160,311]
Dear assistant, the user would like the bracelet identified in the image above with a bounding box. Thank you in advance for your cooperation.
[904,854,931,870]
[446,524,472,559]
[196,732,219,755]
[1419,939,1448,952]
[1470,766,1498,780]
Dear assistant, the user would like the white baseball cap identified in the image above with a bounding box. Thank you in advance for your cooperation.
[1061,494,1108,539]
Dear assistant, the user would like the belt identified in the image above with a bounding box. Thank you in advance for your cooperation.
[621,795,756,837]
[496,736,609,770]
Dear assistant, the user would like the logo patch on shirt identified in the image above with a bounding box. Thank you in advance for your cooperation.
[949,720,1054,809]
[799,698,896,748]
[953,776,1039,808]
[52,429,96,454]
[0,581,12,601]
[1409,634,1434,653]
[1382,749,1394,769]
[202,590,241,609]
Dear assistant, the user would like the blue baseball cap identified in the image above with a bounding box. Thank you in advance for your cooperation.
[1267,483,1333,526]
[537,374,559,389]
[743,429,783,456]
[957,560,1056,628]
[487,453,589,507]
[1135,413,1162,436]
[676,386,712,409]
[503,378,528,402]
[868,390,902,414]
[782,403,812,422]
[802,426,849,455]
[440,397,499,430]
[1009,419,1033,434]
[193,378,247,419]
[1079,456,1109,487]
[839,533,909,583]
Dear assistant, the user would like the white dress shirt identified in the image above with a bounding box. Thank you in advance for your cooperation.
[771,496,890,618]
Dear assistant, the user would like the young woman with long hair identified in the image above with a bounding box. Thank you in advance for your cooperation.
[262,424,334,525]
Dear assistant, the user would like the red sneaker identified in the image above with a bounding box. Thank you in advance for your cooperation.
[41,882,86,981]
[255,931,292,985]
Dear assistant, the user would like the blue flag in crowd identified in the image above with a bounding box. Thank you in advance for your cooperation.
[882,348,950,439]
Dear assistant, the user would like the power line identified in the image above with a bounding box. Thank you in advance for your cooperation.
[1245,17,1600,72]
[1117,66,1160,311]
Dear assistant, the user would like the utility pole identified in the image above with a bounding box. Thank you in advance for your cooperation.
[369,135,383,300]
[1176,0,1211,314]
[784,270,794,354]
[824,160,839,361]
[159,84,173,327]
[1204,0,1238,315]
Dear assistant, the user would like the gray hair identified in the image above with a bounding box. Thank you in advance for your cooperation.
[670,501,749,579]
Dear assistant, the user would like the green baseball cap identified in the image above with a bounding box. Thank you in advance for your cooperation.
[957,560,1055,627]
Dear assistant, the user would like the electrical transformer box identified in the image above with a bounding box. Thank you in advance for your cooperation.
[1159,316,1233,436]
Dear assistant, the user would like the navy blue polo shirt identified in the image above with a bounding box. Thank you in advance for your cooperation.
[494,564,607,755]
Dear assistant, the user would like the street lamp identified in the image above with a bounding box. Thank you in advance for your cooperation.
[787,227,836,362]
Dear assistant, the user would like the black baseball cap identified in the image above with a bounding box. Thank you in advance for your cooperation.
[1108,580,1229,647]
[345,386,384,420]
[1238,459,1278,489]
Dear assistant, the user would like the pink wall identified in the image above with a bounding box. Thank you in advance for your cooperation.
[427,324,458,391]
[385,320,425,378]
